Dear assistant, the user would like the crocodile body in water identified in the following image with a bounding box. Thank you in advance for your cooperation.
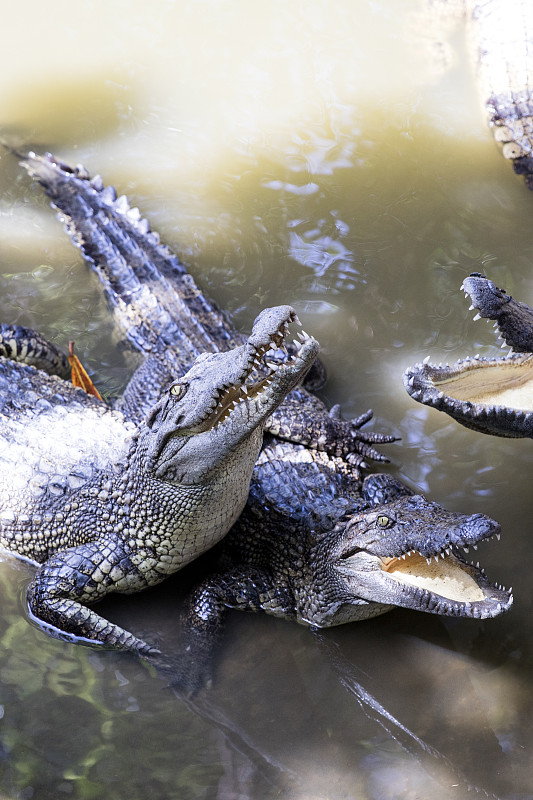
[404,272,533,438]
[0,152,513,657]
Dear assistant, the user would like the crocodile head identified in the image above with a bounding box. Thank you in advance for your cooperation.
[141,305,320,483]
[403,273,533,437]
[314,492,512,625]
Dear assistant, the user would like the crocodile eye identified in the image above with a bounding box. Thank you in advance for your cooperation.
[169,383,188,400]
[377,515,393,528]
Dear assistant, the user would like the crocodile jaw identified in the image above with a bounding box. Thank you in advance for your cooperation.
[403,273,533,437]
[313,493,513,625]
[332,548,512,623]
[403,355,533,437]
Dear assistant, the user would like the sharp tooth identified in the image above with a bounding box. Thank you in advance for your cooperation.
[426,557,431,566]
[473,544,478,550]
[469,304,475,310]
[463,545,469,553]
[434,554,439,563]
[473,313,481,321]
[496,533,500,540]
[423,355,430,364]
[293,339,301,348]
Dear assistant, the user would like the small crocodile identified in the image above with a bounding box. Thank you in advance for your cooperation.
[186,441,510,623]
[404,273,533,437]
[0,305,318,653]
[0,152,512,659]
[170,437,511,690]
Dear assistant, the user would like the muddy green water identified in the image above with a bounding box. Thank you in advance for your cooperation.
[0,1,532,798]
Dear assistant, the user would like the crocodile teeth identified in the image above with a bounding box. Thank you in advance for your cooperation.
[90,174,104,190]
[423,355,430,365]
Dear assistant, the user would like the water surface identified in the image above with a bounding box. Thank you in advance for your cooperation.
[1,1,533,798]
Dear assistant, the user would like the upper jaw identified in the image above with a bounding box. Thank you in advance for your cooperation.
[461,273,533,353]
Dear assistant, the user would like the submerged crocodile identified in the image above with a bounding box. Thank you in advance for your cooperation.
[0,152,513,657]
[404,272,533,437]
[0,306,318,653]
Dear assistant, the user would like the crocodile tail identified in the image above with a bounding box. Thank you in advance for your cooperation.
[17,151,236,364]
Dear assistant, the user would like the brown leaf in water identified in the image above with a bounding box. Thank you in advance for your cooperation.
[68,341,102,401]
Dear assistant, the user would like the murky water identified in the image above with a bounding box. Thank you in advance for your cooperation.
[1,1,533,797]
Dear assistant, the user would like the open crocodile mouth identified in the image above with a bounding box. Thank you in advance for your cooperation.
[208,326,316,431]
[404,354,533,436]
[192,326,318,434]
[403,274,533,436]
[378,547,512,617]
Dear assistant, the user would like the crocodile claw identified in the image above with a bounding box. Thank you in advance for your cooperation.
[331,408,398,465]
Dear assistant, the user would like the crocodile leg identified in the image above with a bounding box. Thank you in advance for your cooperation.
[26,537,159,655]
[174,568,292,693]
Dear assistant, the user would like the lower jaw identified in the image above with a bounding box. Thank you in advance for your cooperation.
[404,356,533,437]
[377,553,511,618]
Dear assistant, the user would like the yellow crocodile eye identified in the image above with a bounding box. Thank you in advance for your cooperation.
[377,515,391,528]
[170,383,187,400]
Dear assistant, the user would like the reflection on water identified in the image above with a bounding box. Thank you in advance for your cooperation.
[1,0,533,798]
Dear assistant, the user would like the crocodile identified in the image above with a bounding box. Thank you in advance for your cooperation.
[0,151,512,657]
[404,272,533,437]
[0,305,319,653]
[401,2,533,431]
[180,442,509,656]
[451,0,533,189]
